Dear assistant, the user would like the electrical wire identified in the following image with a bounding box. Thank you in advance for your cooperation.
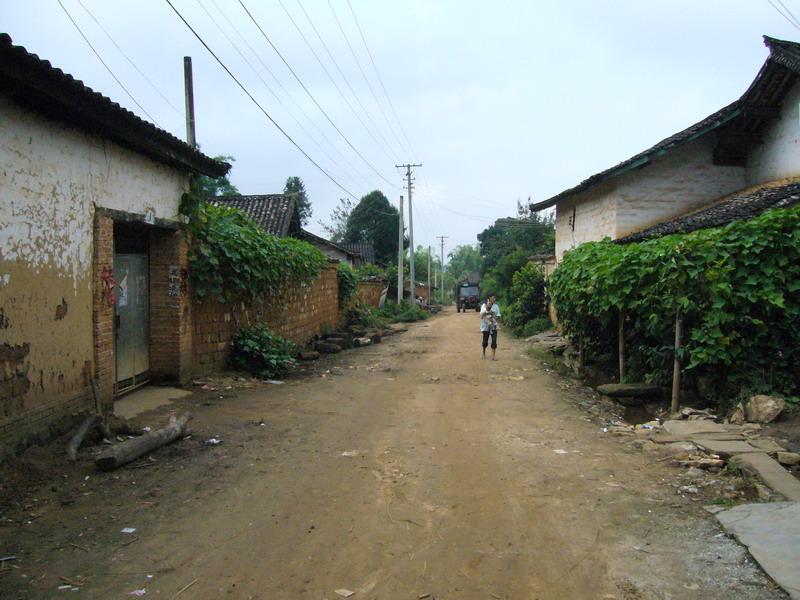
[776,0,800,28]
[765,0,800,32]
[237,0,401,190]
[57,0,159,124]
[164,0,359,200]
[289,0,402,164]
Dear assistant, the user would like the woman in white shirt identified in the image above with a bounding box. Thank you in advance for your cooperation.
[480,293,501,360]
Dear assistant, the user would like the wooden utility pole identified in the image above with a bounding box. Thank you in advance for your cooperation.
[436,236,448,304]
[618,309,626,381]
[427,246,431,303]
[396,164,421,301]
[397,195,404,303]
[183,57,196,148]
[671,312,683,413]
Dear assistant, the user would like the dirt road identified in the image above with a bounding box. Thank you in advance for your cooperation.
[0,308,785,599]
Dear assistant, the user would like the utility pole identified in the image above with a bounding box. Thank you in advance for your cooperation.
[396,163,421,302]
[427,246,431,304]
[437,236,448,304]
[183,57,196,148]
[397,195,404,303]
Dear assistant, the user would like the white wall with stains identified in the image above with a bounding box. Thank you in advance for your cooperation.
[746,81,800,185]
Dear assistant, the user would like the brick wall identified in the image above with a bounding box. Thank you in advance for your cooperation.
[93,211,115,410]
[192,263,340,376]
[355,280,385,308]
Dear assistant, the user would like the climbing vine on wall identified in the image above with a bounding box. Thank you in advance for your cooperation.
[549,206,800,398]
[186,202,327,303]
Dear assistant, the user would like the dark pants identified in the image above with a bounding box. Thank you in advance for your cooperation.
[482,330,498,349]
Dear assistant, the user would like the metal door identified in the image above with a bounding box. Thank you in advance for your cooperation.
[114,253,150,393]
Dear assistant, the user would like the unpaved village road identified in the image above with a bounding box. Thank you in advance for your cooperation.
[0,308,786,599]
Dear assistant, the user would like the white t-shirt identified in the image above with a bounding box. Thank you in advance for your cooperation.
[480,302,500,332]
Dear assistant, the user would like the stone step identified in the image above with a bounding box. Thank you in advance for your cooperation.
[596,383,662,398]
[691,439,762,458]
[661,419,728,438]
[732,453,800,501]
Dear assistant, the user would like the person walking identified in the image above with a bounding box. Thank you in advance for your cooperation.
[480,293,501,360]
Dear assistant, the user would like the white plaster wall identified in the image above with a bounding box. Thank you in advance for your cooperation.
[555,186,617,260]
[0,96,187,292]
[746,82,800,185]
[614,137,745,238]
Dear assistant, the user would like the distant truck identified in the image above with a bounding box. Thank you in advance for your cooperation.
[455,272,481,312]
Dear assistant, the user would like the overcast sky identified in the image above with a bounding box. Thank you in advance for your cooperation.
[4,0,800,257]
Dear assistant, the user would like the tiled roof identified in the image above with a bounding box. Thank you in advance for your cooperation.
[340,242,376,264]
[297,229,356,257]
[617,182,800,243]
[531,35,800,212]
[0,34,228,177]
[214,195,300,237]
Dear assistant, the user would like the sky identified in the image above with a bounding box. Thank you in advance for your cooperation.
[4,0,800,260]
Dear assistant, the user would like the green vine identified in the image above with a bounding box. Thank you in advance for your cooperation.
[337,262,359,305]
[187,201,327,303]
[549,206,800,397]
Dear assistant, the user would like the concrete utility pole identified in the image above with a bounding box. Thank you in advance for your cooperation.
[397,195,404,303]
[183,57,196,148]
[427,246,431,303]
[437,236,448,304]
[396,163,421,302]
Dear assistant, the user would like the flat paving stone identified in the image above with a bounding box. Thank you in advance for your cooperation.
[732,453,800,501]
[691,439,762,458]
[661,419,728,438]
[716,502,800,599]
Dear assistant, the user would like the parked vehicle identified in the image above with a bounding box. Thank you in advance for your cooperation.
[455,273,481,312]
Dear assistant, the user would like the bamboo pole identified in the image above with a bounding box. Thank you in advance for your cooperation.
[670,312,683,414]
[618,309,626,382]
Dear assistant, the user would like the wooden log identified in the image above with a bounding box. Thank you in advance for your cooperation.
[671,313,683,414]
[67,414,98,462]
[618,309,626,382]
[95,413,191,471]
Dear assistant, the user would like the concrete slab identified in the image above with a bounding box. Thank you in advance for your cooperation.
[691,439,762,458]
[114,386,191,419]
[716,502,800,600]
[732,453,800,501]
[689,432,746,442]
[748,438,787,454]
[661,419,728,438]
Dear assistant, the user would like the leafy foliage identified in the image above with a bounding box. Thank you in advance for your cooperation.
[477,210,554,275]
[356,263,387,280]
[379,299,429,323]
[188,202,327,303]
[344,190,399,266]
[284,176,312,226]
[344,301,387,330]
[549,207,800,398]
[447,244,483,282]
[319,197,355,243]
[337,262,359,305]
[195,155,238,197]
[230,321,296,379]
[504,262,549,335]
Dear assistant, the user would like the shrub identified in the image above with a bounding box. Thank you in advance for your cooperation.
[355,263,387,280]
[337,262,359,305]
[344,302,386,330]
[379,299,429,323]
[504,262,548,336]
[230,321,296,379]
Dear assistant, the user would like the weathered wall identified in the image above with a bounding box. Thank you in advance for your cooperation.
[192,264,340,376]
[555,137,746,260]
[355,280,385,308]
[746,82,800,185]
[0,96,186,451]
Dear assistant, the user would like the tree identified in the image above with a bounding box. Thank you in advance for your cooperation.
[284,176,312,225]
[477,211,554,274]
[447,244,482,282]
[319,197,355,243]
[196,155,238,197]
[344,190,399,266]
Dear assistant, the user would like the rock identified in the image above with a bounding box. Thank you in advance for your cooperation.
[298,351,320,361]
[684,467,706,480]
[692,439,762,458]
[755,482,773,500]
[596,383,661,399]
[353,337,372,347]
[745,395,786,424]
[732,453,800,501]
[748,438,786,454]
[663,441,700,457]
[678,457,725,469]
[369,332,382,344]
[329,332,353,349]
[316,342,342,354]
[348,325,367,337]
[777,452,800,466]
[324,337,345,347]
[662,420,728,437]
[730,402,746,425]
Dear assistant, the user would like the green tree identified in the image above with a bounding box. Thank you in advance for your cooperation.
[284,176,312,226]
[477,211,554,274]
[487,248,530,301]
[196,155,238,197]
[344,190,399,266]
[447,244,482,281]
[320,197,355,243]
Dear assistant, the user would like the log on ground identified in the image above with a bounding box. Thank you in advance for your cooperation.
[95,413,191,471]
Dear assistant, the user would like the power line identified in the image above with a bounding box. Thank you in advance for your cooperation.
[765,0,800,32]
[57,0,159,124]
[164,0,359,200]
[207,0,368,185]
[776,0,800,28]
[345,0,416,158]
[290,0,401,164]
[237,0,401,190]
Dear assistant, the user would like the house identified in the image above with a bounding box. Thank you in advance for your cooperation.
[531,36,800,260]
[214,194,357,264]
[0,34,228,452]
[340,241,377,267]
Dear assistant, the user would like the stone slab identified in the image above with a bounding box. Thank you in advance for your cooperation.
[596,383,661,398]
[748,438,787,454]
[691,439,761,458]
[689,432,746,442]
[114,386,190,420]
[661,419,728,438]
[732,453,800,501]
[716,502,800,600]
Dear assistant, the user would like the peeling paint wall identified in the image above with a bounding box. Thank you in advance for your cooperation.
[0,96,186,434]
[747,82,800,185]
